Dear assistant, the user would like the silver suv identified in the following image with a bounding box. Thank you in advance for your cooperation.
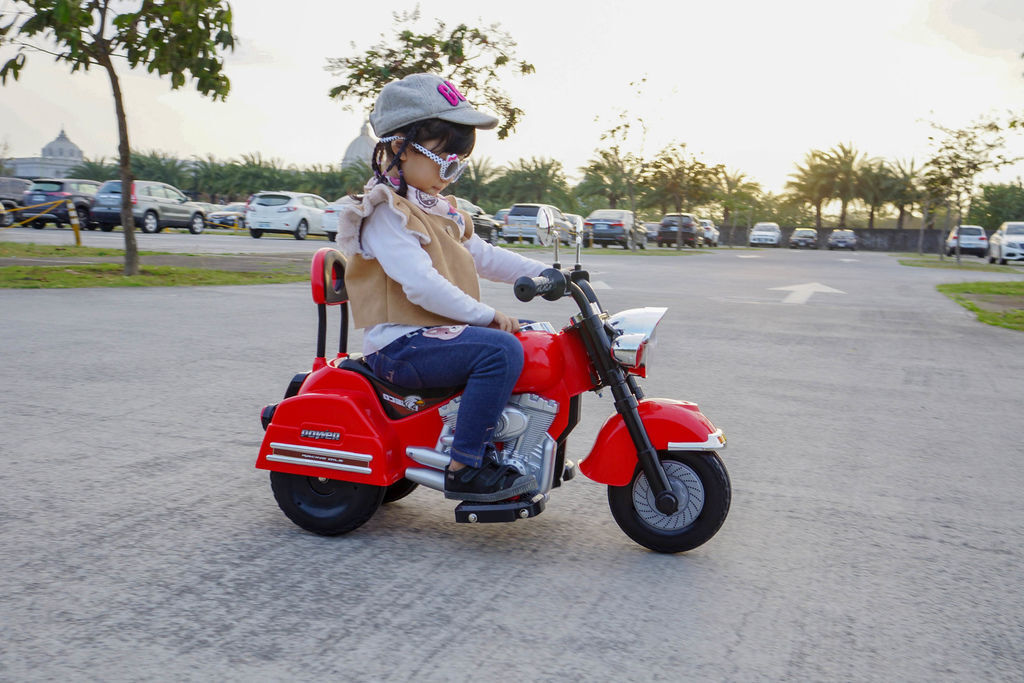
[504,203,571,246]
[91,180,207,234]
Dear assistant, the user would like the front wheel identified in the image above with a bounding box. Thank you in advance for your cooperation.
[249,228,263,238]
[608,450,730,553]
[141,211,159,234]
[188,213,205,234]
[294,220,308,240]
[270,471,384,536]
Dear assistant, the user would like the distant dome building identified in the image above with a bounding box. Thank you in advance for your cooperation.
[9,129,85,178]
[342,121,375,169]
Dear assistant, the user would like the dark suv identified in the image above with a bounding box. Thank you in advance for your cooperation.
[19,178,100,229]
[0,177,32,227]
[657,213,701,247]
[585,209,642,249]
[455,197,502,245]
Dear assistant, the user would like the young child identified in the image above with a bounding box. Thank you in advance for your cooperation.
[334,73,549,503]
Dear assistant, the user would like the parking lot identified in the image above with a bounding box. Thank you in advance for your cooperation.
[1,232,1023,680]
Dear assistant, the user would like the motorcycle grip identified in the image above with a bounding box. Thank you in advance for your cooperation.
[514,268,568,302]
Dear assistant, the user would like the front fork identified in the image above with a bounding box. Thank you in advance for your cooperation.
[571,274,679,515]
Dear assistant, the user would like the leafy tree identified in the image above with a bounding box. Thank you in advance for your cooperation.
[132,150,189,188]
[326,9,534,140]
[644,143,722,248]
[966,182,1024,230]
[1,0,235,274]
[575,149,635,209]
[786,151,833,229]
[925,115,1019,259]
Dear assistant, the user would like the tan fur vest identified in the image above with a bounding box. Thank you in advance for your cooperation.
[344,191,478,329]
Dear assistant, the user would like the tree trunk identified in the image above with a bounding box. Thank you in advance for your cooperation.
[814,202,822,230]
[918,200,929,254]
[100,51,138,275]
[839,200,848,227]
[897,206,906,230]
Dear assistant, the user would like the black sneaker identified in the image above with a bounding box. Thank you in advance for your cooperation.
[444,460,537,502]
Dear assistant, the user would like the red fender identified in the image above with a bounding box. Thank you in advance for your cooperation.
[579,398,726,486]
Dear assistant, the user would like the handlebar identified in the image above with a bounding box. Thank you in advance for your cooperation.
[514,268,568,302]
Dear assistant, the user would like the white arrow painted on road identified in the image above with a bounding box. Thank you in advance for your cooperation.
[769,282,845,304]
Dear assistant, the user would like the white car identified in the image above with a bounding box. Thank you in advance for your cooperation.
[699,219,720,247]
[246,191,329,240]
[562,213,585,245]
[945,224,988,257]
[988,221,1024,264]
[748,221,781,247]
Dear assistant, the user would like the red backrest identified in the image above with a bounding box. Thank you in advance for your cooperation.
[310,247,348,305]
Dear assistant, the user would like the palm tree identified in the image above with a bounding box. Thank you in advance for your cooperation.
[717,168,761,229]
[645,144,722,248]
[131,150,189,187]
[856,160,898,228]
[67,157,118,182]
[449,157,500,207]
[785,150,832,229]
[889,159,921,229]
[489,157,570,207]
[824,143,864,227]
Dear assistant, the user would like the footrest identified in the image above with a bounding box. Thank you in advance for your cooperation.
[454,493,547,523]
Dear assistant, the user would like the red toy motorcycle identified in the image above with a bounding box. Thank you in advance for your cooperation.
[256,244,730,553]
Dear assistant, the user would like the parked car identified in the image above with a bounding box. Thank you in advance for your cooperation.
[748,222,782,247]
[455,197,502,245]
[658,213,702,247]
[246,191,329,240]
[503,203,570,246]
[18,178,100,229]
[206,202,248,230]
[0,177,31,228]
[699,219,720,247]
[91,180,207,234]
[789,228,818,249]
[827,229,857,250]
[643,222,660,245]
[987,221,1024,264]
[944,224,988,257]
[493,208,511,225]
[586,208,642,249]
[562,213,585,245]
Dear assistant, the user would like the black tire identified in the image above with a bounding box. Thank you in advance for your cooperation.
[188,213,205,234]
[141,211,159,234]
[325,231,337,243]
[249,228,263,238]
[294,220,308,240]
[99,223,115,232]
[32,221,44,230]
[270,471,384,536]
[382,478,420,504]
[608,450,730,553]
[0,207,13,228]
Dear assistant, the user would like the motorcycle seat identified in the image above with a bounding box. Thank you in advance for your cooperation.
[337,357,461,418]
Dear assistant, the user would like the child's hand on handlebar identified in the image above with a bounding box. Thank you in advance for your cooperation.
[490,310,520,333]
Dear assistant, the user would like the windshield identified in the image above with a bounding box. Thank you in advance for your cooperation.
[832,230,854,237]
[509,205,540,217]
[589,210,626,220]
[1005,224,1024,235]
[794,230,815,237]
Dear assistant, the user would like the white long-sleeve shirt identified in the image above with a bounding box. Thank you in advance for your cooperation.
[357,192,547,355]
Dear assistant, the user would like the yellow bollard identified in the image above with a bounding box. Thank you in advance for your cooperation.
[66,200,82,246]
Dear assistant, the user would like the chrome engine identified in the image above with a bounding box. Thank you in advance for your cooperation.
[437,393,560,493]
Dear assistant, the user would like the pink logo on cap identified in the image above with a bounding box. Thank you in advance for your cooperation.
[437,80,466,107]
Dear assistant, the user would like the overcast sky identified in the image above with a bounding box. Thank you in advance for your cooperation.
[2,0,1024,192]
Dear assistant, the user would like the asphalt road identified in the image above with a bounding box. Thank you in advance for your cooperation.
[2,232,1023,681]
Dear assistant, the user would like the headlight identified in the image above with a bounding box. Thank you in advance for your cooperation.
[608,307,666,378]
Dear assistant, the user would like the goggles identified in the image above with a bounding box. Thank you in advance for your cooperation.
[379,135,468,182]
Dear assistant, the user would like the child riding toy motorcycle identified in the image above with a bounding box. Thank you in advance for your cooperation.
[255,233,731,553]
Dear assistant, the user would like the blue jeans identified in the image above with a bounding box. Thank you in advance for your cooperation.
[367,325,524,467]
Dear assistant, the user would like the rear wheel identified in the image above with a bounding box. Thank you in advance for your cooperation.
[0,207,12,228]
[382,478,419,504]
[141,211,159,234]
[294,220,308,240]
[608,450,730,553]
[188,213,205,234]
[249,228,263,238]
[270,471,384,536]
[99,223,115,232]
[325,231,337,243]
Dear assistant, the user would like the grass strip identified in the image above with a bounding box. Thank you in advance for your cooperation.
[0,243,166,258]
[937,281,1024,332]
[898,255,1021,273]
[0,263,306,289]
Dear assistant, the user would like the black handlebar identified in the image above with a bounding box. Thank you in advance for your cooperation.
[514,267,568,302]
